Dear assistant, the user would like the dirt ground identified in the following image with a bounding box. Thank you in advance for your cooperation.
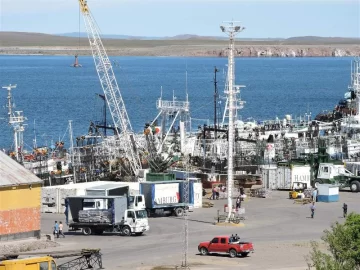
[35,190,360,270]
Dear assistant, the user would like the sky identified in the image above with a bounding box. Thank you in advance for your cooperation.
[0,0,359,38]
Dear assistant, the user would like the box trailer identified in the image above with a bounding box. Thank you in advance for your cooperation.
[140,181,188,217]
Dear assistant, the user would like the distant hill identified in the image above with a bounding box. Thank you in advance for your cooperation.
[58,32,286,41]
[0,31,359,47]
[285,36,360,43]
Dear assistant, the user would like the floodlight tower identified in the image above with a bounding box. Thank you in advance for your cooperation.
[220,21,245,221]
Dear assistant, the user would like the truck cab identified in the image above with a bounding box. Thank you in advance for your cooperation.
[128,194,145,210]
[314,163,360,192]
[124,209,149,235]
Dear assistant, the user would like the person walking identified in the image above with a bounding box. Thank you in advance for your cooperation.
[53,221,59,238]
[310,202,316,218]
[343,203,348,218]
[59,221,65,238]
[211,186,217,200]
[312,188,318,202]
[236,196,241,210]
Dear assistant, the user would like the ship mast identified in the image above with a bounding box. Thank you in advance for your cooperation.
[351,58,360,118]
[220,21,245,221]
[2,84,27,162]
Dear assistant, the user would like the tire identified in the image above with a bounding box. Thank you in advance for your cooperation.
[122,226,131,236]
[229,249,237,258]
[240,252,249,257]
[350,180,360,193]
[135,232,143,236]
[175,208,185,217]
[82,227,92,235]
[313,180,322,188]
[233,218,240,224]
[200,247,208,256]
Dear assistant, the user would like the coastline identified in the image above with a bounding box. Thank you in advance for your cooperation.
[1,44,360,57]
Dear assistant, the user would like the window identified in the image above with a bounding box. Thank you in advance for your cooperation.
[127,211,135,219]
[211,238,219,244]
[83,201,95,208]
[138,196,143,202]
[128,196,135,204]
[40,262,49,270]
[135,210,147,219]
[323,167,328,173]
[220,238,226,244]
[51,261,56,270]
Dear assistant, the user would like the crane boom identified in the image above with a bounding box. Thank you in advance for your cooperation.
[78,0,141,175]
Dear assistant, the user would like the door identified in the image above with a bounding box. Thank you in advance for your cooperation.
[126,210,136,228]
[134,195,145,210]
[208,237,220,252]
[218,238,228,253]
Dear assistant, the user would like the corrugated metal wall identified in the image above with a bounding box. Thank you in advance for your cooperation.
[0,183,42,241]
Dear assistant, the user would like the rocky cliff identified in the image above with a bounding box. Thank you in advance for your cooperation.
[1,44,359,57]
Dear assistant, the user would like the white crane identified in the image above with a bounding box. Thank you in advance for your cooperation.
[77,0,141,176]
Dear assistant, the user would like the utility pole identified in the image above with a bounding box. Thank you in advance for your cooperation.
[214,66,219,139]
[220,21,245,221]
[181,154,190,269]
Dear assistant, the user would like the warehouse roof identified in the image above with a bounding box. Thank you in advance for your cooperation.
[0,151,42,188]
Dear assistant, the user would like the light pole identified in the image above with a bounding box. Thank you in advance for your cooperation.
[220,21,245,222]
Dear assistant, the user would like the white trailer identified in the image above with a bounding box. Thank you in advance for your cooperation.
[261,164,311,190]
[41,181,114,213]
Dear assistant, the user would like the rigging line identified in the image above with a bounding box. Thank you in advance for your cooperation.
[78,2,81,54]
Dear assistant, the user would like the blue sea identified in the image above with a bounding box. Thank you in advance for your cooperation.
[0,56,353,150]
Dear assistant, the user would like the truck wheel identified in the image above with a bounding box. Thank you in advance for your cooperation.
[200,247,208,256]
[175,208,184,217]
[122,226,131,236]
[83,227,92,235]
[314,180,322,188]
[350,181,360,192]
[229,249,237,258]
[240,252,249,257]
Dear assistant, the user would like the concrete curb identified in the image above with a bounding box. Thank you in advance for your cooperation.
[214,222,245,227]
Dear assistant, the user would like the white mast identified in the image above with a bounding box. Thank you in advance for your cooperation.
[352,58,360,118]
[68,120,76,183]
[220,21,245,221]
[2,84,26,162]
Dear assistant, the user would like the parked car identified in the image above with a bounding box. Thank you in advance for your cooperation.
[198,235,254,258]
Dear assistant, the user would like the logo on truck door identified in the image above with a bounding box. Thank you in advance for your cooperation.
[154,183,180,205]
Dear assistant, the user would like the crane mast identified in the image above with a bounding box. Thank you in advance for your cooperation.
[78,0,141,176]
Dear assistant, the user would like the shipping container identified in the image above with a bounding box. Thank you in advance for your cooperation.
[41,181,114,213]
[261,165,311,190]
[146,173,176,182]
[86,183,130,197]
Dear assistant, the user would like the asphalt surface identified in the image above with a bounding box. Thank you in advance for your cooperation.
[40,190,360,270]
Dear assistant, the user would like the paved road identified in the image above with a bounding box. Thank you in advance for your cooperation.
[41,191,360,269]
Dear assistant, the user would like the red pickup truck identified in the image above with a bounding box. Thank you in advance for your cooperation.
[198,235,254,258]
